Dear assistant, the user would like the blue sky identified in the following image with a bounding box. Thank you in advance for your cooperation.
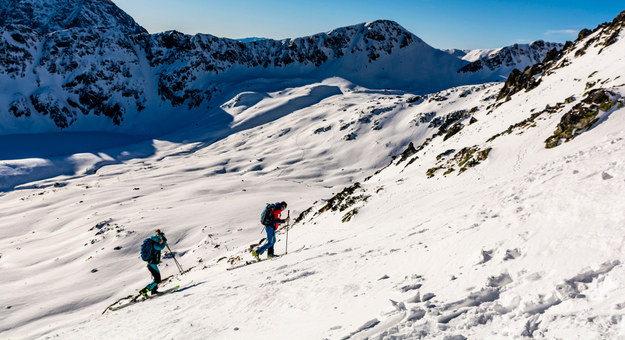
[111,0,624,49]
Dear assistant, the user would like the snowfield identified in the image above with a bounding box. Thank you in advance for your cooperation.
[1,8,625,340]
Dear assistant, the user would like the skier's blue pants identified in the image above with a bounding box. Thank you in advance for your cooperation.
[146,263,161,291]
[256,225,276,255]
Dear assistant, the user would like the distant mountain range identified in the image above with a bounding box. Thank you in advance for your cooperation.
[0,0,562,134]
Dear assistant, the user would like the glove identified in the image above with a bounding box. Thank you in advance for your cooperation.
[285,216,291,223]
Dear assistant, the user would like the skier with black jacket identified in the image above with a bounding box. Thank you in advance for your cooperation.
[140,229,167,296]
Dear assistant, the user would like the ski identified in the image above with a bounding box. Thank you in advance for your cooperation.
[105,280,193,313]
[227,245,307,271]
[226,256,282,271]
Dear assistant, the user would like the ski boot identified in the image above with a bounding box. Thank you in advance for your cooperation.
[252,250,260,261]
[139,288,149,297]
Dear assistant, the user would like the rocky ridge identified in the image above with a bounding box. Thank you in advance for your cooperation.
[458,40,563,74]
[0,0,562,133]
[0,0,145,35]
[497,10,625,101]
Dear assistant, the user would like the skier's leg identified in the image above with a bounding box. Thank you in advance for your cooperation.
[256,226,274,255]
[265,227,277,257]
[146,264,161,291]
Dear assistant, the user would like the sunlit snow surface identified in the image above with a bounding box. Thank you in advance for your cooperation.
[1,25,625,340]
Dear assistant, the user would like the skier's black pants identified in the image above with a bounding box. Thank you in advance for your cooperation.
[146,263,161,291]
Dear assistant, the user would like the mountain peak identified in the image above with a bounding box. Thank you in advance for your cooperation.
[318,19,425,53]
[364,19,404,28]
[0,0,146,35]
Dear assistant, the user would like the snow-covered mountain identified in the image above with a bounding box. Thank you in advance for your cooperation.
[0,0,560,134]
[1,2,624,340]
[454,40,562,76]
[0,0,145,35]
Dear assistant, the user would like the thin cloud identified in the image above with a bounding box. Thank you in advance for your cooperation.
[545,29,578,36]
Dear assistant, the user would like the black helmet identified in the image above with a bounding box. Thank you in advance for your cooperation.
[280,201,287,209]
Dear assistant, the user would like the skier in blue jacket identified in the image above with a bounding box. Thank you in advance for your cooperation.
[253,201,289,260]
[140,229,167,296]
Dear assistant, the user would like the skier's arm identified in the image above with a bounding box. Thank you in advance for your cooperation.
[273,210,286,227]
[153,235,167,250]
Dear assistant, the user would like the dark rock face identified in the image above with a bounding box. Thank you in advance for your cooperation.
[542,48,559,63]
[30,92,73,128]
[601,10,625,47]
[9,96,31,118]
[544,89,623,148]
[496,63,545,101]
[577,29,592,41]
[37,27,142,125]
[0,25,37,79]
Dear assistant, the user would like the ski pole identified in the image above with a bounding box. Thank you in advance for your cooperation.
[166,244,184,274]
[285,210,290,255]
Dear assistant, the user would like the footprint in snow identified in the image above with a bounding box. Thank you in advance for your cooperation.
[406,307,426,321]
[477,249,493,264]
[487,273,513,288]
[503,248,521,261]
[280,271,316,283]
[341,319,380,339]
[400,283,422,292]
[422,293,436,301]
[389,299,406,311]
[443,335,467,340]
[406,292,421,303]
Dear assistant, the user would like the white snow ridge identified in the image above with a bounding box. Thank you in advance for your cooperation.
[1,3,625,340]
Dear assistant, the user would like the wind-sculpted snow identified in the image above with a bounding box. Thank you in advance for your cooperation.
[229,85,343,131]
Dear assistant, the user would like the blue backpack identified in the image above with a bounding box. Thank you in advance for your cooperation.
[260,203,279,226]
[140,238,155,261]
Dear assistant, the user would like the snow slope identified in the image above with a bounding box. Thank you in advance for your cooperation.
[1,7,625,340]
